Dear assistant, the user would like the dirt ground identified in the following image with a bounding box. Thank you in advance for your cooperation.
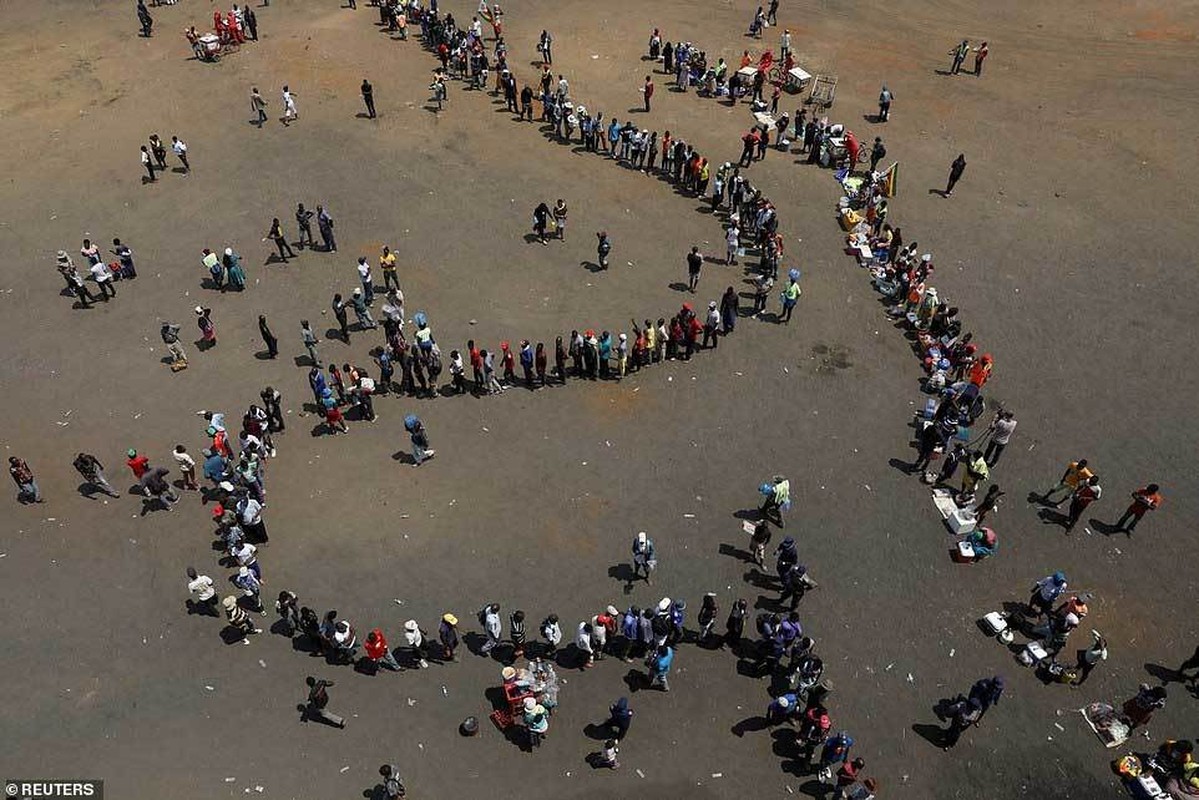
[1,0,1197,798]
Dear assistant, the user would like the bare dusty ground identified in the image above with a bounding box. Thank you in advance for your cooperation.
[0,0,1197,798]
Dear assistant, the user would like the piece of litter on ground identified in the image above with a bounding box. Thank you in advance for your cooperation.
[591,54,599,58]
[224,777,236,783]
[481,426,489,432]
[418,743,424,750]
[394,599,404,605]
[339,766,350,774]
[581,461,588,466]
[635,769,646,779]
[864,484,872,492]
[407,697,416,706]
[783,366,789,373]
[1054,722,1065,731]
[885,662,894,671]
[711,773,723,778]
[205,685,216,691]
[949,649,955,657]
[258,659,266,668]
[907,673,914,683]
[786,787,794,795]
[254,787,264,793]
[683,513,696,519]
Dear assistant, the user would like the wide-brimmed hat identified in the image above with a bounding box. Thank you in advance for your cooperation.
[404,620,419,632]
[442,613,458,625]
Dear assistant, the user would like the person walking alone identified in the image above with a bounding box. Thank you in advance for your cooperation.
[9,457,43,504]
[250,87,268,127]
[944,153,966,196]
[641,75,654,112]
[264,217,296,261]
[1114,483,1162,534]
[303,677,346,728]
[73,452,121,498]
[361,78,376,119]
[984,410,1017,466]
[687,246,703,292]
[258,315,279,358]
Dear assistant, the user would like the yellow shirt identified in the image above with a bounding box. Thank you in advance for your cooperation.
[1064,462,1093,488]
[380,252,397,272]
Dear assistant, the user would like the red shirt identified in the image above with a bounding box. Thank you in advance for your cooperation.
[469,347,482,370]
[127,455,150,478]
[644,81,654,99]
[365,629,389,660]
[1131,488,1162,514]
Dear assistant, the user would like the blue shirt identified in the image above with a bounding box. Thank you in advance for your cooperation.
[203,454,228,481]
[653,647,674,675]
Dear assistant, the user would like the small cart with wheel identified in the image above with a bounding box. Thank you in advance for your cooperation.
[806,74,837,109]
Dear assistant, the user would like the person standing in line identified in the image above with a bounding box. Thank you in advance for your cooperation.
[186,567,219,616]
[1064,475,1101,533]
[1114,483,1162,534]
[641,75,654,112]
[232,566,263,613]
[780,271,801,324]
[244,6,257,40]
[223,596,262,643]
[983,410,1017,465]
[944,153,966,196]
[257,315,279,358]
[250,87,268,127]
[317,205,337,252]
[281,86,298,125]
[479,603,502,654]
[73,452,121,498]
[725,223,740,265]
[361,78,376,118]
[438,613,460,661]
[303,677,346,728]
[365,628,403,672]
[170,135,190,172]
[264,217,296,261]
[877,85,893,121]
[140,146,157,182]
[540,613,562,657]
[274,590,300,635]
[9,457,43,504]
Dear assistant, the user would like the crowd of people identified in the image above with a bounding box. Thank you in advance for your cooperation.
[11,2,1189,798]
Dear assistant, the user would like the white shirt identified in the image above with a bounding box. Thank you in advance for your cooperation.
[234,542,257,565]
[357,261,371,281]
[173,450,196,469]
[90,261,113,283]
[484,611,501,638]
[726,227,739,247]
[172,139,187,155]
[404,627,423,647]
[992,418,1017,445]
[781,32,791,49]
[576,623,593,652]
[240,498,263,525]
[543,620,562,645]
[283,90,296,110]
[141,150,150,165]
[188,574,216,600]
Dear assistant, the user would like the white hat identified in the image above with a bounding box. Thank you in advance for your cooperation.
[778,696,791,708]
[224,247,233,256]
[523,696,537,711]
[637,531,647,544]
[606,605,619,616]
[658,597,672,612]
[194,305,205,315]
[238,566,250,576]
[921,253,932,262]
[352,287,362,294]
[619,333,627,341]
[709,300,717,309]
[404,619,419,632]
